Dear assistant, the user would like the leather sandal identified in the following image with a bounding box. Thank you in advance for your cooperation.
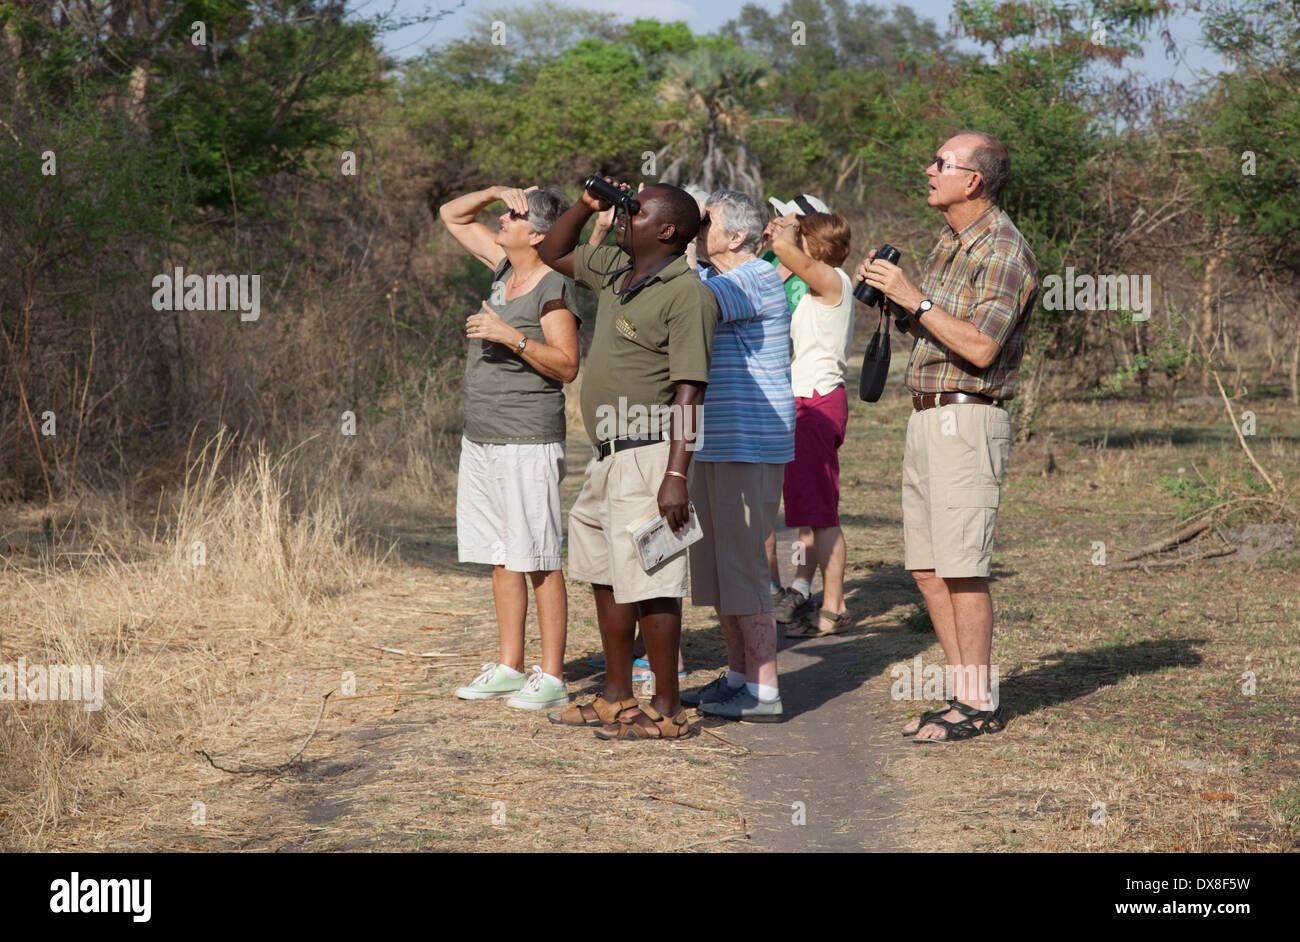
[785,608,852,637]
[593,703,693,740]
[548,695,637,727]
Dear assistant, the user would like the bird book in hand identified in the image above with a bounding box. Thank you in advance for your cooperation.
[626,504,703,572]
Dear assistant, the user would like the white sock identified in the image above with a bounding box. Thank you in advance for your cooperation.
[499,665,524,678]
[769,579,782,594]
[726,669,746,688]
[747,682,780,702]
[791,578,812,598]
[543,672,563,686]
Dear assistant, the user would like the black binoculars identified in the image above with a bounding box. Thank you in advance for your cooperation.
[583,175,640,215]
[852,244,901,308]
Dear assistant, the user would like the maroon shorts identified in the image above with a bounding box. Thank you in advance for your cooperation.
[782,385,848,528]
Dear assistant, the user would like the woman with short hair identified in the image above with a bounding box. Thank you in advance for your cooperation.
[767,210,856,637]
[438,185,580,708]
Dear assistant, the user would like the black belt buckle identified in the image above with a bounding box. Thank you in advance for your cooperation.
[595,436,662,461]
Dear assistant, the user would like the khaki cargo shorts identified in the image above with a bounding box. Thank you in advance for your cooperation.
[567,440,689,604]
[902,403,1012,578]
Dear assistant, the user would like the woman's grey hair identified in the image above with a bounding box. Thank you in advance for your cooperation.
[526,188,569,235]
[705,189,766,255]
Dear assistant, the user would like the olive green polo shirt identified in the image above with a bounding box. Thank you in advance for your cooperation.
[571,244,719,445]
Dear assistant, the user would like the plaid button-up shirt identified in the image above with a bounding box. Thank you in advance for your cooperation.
[904,205,1039,400]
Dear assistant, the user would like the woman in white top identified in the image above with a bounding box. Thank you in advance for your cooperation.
[766,211,855,637]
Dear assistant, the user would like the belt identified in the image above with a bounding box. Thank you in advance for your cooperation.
[912,391,1003,411]
[595,435,663,461]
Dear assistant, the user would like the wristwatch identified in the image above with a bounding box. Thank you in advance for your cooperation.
[516,336,528,354]
[914,299,933,321]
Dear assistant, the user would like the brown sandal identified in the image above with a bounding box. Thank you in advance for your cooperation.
[785,608,852,637]
[548,695,637,727]
[593,703,693,740]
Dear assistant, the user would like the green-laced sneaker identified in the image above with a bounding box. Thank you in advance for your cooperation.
[455,662,526,700]
[505,666,570,710]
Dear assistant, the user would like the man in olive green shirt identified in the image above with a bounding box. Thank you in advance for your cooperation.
[539,181,719,741]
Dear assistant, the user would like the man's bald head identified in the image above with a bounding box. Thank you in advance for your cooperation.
[952,130,1010,205]
[639,184,703,253]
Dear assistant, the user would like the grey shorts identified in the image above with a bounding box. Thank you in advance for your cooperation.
[688,461,784,615]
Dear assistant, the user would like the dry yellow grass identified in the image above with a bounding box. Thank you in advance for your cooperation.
[0,429,748,852]
[3,392,1297,853]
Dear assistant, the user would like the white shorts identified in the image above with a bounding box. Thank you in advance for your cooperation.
[456,437,566,572]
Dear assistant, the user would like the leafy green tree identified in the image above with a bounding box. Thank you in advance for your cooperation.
[723,0,958,73]
[417,2,622,85]
[622,19,699,80]
[400,37,655,203]
[656,46,771,193]
[1191,0,1300,272]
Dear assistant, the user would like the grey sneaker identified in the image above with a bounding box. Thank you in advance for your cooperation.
[774,587,811,624]
[680,673,738,707]
[698,686,784,722]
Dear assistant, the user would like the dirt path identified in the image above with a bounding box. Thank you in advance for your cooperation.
[697,525,917,852]
[720,633,911,851]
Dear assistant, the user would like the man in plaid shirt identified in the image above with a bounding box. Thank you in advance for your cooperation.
[857,130,1039,743]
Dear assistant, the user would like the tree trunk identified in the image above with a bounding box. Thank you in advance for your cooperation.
[1199,232,1226,393]
[126,62,150,134]
[1014,351,1048,443]
[1135,321,1150,399]
[1291,327,1300,406]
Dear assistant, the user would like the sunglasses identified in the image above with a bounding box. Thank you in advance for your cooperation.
[933,154,978,175]
[507,208,529,220]
[699,211,711,227]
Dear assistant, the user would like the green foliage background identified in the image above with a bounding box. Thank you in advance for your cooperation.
[1,0,1297,500]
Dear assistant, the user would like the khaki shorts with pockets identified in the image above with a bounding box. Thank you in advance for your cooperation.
[902,404,1012,578]
[567,441,689,604]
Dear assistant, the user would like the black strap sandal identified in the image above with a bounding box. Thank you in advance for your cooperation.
[910,700,993,744]
[980,705,1007,736]
[902,698,957,738]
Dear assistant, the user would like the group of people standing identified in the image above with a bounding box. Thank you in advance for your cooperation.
[438,129,1038,744]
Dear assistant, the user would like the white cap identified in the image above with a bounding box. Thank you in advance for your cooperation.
[681,183,710,209]
[769,194,829,217]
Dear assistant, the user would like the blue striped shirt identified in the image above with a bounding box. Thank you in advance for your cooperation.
[697,259,796,463]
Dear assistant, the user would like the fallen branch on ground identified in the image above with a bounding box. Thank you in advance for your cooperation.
[198,690,332,775]
[1114,546,1238,570]
[1212,370,1279,494]
[642,794,723,813]
[1120,519,1212,562]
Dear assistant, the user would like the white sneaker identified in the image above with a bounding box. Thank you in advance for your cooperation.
[455,663,526,700]
[505,666,570,710]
